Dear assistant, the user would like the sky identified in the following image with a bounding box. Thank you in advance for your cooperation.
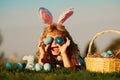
[0,0,120,58]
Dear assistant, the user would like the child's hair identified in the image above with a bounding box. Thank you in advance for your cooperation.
[36,24,80,63]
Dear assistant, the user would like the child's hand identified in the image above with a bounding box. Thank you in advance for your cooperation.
[59,37,74,69]
[59,37,70,54]
[37,40,50,65]
[38,40,50,57]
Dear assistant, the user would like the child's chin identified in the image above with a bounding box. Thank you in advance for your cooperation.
[51,51,60,55]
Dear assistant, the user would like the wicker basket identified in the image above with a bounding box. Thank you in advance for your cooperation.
[85,29,120,73]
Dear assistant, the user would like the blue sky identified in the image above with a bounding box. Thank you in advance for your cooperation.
[0,0,120,57]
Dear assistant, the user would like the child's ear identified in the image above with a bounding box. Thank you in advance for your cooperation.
[39,7,53,25]
[57,8,74,25]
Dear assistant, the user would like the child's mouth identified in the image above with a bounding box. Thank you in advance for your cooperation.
[51,46,59,52]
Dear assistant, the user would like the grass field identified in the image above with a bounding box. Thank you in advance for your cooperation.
[0,64,120,80]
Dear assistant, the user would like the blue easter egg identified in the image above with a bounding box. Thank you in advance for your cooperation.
[35,63,43,71]
[107,50,113,55]
[44,63,51,71]
[55,37,63,44]
[44,37,52,45]
[22,63,26,68]
[16,63,23,69]
[100,52,109,57]
[5,62,12,69]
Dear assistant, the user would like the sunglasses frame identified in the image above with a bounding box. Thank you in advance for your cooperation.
[43,36,64,45]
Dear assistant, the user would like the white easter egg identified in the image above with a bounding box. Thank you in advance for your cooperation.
[57,55,62,61]
[44,63,51,71]
[35,63,43,71]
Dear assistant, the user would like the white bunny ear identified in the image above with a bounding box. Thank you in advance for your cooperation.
[39,7,53,25]
[57,8,74,25]
[22,56,28,60]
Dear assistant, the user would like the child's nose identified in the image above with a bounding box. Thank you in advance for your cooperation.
[52,39,56,45]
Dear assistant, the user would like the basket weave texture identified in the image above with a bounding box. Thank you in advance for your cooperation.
[85,30,120,73]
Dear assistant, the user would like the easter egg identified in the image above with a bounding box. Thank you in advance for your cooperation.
[44,63,51,71]
[44,37,52,45]
[22,63,26,68]
[107,50,113,55]
[55,37,63,44]
[5,62,12,69]
[35,63,43,71]
[56,64,61,68]
[16,63,23,69]
[100,52,109,57]
[57,55,62,61]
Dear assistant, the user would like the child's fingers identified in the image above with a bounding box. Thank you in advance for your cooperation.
[45,44,50,51]
[39,41,43,47]
[59,37,70,47]
[38,41,46,52]
[58,37,70,54]
[66,37,70,46]
[38,41,46,55]
[39,41,42,47]
[38,40,50,52]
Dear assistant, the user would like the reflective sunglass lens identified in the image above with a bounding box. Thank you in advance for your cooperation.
[55,37,63,44]
[44,37,52,45]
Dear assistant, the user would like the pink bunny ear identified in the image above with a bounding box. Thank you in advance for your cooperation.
[57,8,74,25]
[39,7,53,25]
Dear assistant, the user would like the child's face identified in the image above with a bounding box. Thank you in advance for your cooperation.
[46,33,64,55]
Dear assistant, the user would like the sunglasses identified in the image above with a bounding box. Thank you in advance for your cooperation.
[43,36,64,45]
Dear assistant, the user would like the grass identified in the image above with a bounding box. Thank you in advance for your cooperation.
[0,64,120,80]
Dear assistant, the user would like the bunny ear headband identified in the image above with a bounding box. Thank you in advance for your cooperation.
[39,7,73,25]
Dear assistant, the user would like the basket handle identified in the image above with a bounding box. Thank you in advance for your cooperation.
[87,29,120,57]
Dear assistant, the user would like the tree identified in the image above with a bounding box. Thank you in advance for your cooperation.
[84,41,97,58]
[104,38,120,51]
[0,29,3,46]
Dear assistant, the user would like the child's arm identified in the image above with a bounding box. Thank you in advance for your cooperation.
[61,52,75,70]
[59,37,75,70]
[37,41,50,65]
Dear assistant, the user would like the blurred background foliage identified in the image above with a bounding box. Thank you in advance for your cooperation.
[0,29,3,46]
[105,38,120,51]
